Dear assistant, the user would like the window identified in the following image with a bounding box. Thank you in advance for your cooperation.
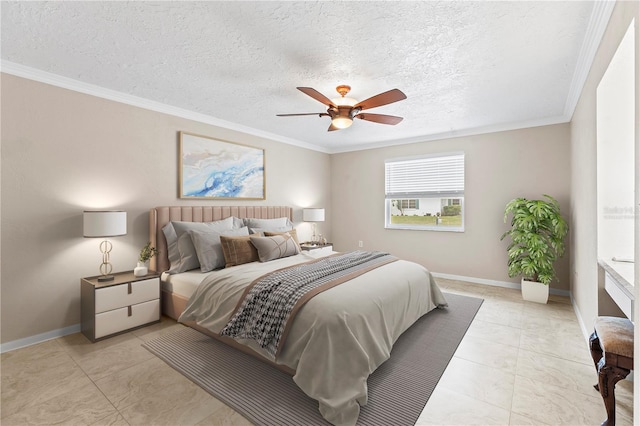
[385,152,464,231]
[397,199,419,209]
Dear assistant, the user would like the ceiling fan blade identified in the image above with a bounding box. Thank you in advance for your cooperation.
[355,113,404,125]
[277,113,326,117]
[354,89,407,111]
[327,123,340,131]
[297,87,336,108]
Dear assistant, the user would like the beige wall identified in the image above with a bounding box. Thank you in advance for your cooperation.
[0,74,331,344]
[330,124,571,289]
[570,1,639,412]
[570,1,638,332]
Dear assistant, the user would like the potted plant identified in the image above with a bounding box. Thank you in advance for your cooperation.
[134,242,159,277]
[500,195,568,303]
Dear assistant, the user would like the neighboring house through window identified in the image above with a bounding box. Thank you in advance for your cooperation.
[397,199,419,209]
[385,152,465,231]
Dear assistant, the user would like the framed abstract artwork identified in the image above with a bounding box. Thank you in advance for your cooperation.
[179,131,265,199]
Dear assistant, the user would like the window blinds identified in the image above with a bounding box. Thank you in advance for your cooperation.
[385,153,464,199]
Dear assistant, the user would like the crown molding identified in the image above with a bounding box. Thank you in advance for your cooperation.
[0,61,329,154]
[0,59,574,155]
[563,0,616,119]
[328,114,570,154]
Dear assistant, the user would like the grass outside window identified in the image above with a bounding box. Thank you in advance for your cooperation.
[390,215,462,227]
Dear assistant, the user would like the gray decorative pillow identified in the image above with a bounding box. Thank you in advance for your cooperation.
[190,227,249,272]
[174,232,201,273]
[171,217,234,236]
[250,234,300,262]
[162,222,180,272]
[243,217,292,230]
[264,229,301,246]
[166,217,235,273]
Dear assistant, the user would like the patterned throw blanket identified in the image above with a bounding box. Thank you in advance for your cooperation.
[220,251,398,357]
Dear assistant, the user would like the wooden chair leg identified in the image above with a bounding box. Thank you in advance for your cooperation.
[596,359,630,426]
[589,332,603,391]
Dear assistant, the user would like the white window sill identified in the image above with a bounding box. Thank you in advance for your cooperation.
[385,225,464,232]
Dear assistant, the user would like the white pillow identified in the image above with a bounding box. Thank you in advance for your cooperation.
[249,226,293,234]
[190,227,250,272]
[232,216,245,229]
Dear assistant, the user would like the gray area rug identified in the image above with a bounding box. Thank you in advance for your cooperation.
[143,293,483,425]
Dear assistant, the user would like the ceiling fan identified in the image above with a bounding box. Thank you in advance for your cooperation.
[277,85,407,131]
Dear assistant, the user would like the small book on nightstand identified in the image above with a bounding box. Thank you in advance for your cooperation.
[300,242,333,251]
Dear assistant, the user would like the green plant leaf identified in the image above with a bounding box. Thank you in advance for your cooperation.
[501,195,568,284]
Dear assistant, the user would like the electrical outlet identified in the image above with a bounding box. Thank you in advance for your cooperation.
[358,240,363,248]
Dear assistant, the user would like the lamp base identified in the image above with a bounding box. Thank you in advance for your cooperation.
[98,275,115,282]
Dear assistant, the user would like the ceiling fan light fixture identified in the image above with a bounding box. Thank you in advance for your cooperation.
[278,85,406,131]
[331,116,353,129]
[331,96,357,107]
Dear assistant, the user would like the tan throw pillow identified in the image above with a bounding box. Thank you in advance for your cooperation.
[220,234,261,267]
[264,229,300,246]
[250,234,300,262]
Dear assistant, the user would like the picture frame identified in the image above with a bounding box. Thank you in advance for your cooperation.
[179,131,265,200]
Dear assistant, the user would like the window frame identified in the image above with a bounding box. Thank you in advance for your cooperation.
[384,152,465,232]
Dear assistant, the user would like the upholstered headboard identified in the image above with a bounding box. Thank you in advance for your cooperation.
[149,205,294,273]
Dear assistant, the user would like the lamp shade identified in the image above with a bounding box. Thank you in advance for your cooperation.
[303,208,325,222]
[83,211,127,237]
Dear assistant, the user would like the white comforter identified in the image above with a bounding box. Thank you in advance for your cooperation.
[178,251,447,425]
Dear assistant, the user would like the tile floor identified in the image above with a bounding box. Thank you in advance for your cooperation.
[1,278,634,425]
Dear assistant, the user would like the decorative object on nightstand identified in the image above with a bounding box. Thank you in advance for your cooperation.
[81,270,161,342]
[135,242,159,277]
[300,242,333,255]
[303,208,325,243]
[83,210,127,282]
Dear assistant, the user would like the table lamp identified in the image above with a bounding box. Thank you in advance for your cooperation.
[303,208,325,243]
[83,210,127,282]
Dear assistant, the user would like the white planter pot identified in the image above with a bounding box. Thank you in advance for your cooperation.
[521,278,549,304]
[134,261,149,277]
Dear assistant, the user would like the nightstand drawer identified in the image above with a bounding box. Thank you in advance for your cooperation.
[95,299,160,339]
[95,277,159,313]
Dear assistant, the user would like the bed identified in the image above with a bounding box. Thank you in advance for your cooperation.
[149,205,447,426]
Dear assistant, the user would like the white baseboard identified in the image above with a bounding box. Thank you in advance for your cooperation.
[431,272,571,297]
[0,323,81,353]
[570,293,592,342]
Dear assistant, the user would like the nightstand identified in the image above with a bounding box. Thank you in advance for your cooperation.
[81,270,161,342]
[300,243,333,255]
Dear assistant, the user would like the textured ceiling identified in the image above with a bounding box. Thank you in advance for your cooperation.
[2,1,601,153]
